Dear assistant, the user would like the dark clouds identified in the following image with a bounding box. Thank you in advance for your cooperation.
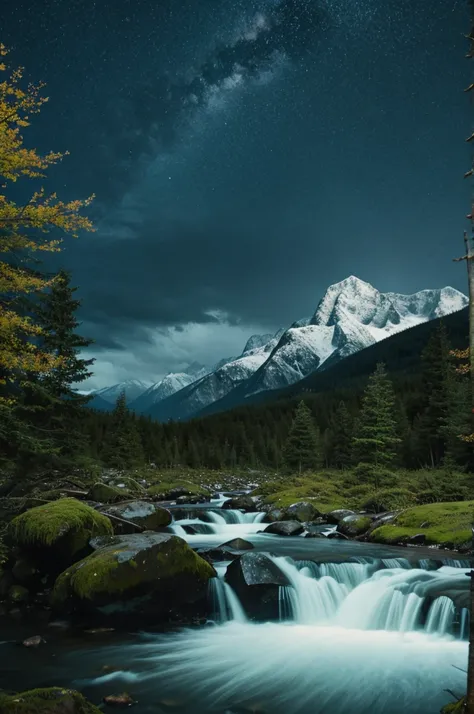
[2,0,472,386]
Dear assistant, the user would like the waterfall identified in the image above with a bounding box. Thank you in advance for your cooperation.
[209,578,247,623]
[425,596,455,635]
[460,607,470,640]
[169,507,266,546]
[261,554,469,637]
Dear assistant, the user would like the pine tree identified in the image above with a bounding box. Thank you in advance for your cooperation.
[352,363,401,468]
[101,392,144,469]
[13,271,94,468]
[441,362,474,470]
[283,400,321,473]
[416,322,451,466]
[331,401,353,469]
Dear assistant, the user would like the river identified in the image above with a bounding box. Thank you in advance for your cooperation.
[0,494,470,714]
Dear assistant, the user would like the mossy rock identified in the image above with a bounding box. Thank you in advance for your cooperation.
[105,501,172,531]
[0,687,101,714]
[338,515,373,538]
[8,584,29,603]
[441,698,465,713]
[86,483,126,503]
[8,498,113,569]
[369,500,474,547]
[52,532,215,618]
[107,476,146,494]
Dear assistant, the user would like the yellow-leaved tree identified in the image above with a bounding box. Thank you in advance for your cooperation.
[0,43,94,390]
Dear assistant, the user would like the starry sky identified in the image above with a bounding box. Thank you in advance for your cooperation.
[2,0,472,388]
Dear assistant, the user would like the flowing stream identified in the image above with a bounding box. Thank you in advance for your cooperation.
[1,496,471,714]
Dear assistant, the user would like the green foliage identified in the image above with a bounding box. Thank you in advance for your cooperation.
[0,687,101,714]
[441,697,466,713]
[101,392,145,469]
[361,488,416,513]
[283,400,322,473]
[8,497,112,552]
[370,500,474,546]
[330,400,353,468]
[352,363,401,468]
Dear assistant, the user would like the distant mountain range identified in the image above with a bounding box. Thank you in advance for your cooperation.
[87,276,468,421]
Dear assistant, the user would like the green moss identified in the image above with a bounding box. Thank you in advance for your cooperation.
[52,534,215,603]
[8,584,29,602]
[351,516,373,535]
[147,481,210,499]
[0,687,101,714]
[361,488,416,513]
[8,498,113,557]
[107,476,145,494]
[369,500,474,546]
[441,697,465,713]
[86,482,125,503]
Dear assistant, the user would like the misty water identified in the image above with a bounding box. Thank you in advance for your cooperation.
[0,495,471,714]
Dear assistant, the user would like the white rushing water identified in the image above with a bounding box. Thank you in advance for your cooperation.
[84,504,471,713]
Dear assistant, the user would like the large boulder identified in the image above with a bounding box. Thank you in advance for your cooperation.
[0,688,101,714]
[263,521,304,537]
[225,552,290,619]
[222,495,255,512]
[7,498,113,573]
[337,515,373,538]
[219,538,254,551]
[86,482,125,503]
[285,502,321,523]
[262,508,287,523]
[325,509,356,525]
[52,532,215,622]
[105,501,171,532]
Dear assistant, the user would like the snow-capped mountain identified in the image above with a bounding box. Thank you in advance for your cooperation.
[240,278,468,397]
[130,363,209,413]
[147,276,468,421]
[146,330,285,421]
[93,379,152,405]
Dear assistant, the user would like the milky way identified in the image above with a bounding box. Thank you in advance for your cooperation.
[1,0,471,386]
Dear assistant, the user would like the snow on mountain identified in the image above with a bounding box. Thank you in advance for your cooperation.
[243,277,468,396]
[242,333,274,354]
[130,363,209,413]
[147,329,285,421]
[95,276,469,422]
[93,379,152,405]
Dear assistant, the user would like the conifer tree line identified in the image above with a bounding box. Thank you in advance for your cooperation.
[75,323,473,474]
[0,41,472,478]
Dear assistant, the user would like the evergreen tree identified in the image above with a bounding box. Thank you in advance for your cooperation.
[101,391,144,469]
[283,400,321,473]
[15,271,94,467]
[415,322,451,466]
[441,364,474,470]
[352,363,401,468]
[331,401,353,469]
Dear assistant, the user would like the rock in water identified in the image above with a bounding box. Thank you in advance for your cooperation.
[263,521,304,536]
[337,515,373,537]
[285,502,321,523]
[52,532,215,622]
[105,501,171,531]
[103,693,136,707]
[325,509,356,525]
[225,552,290,620]
[222,495,255,512]
[23,635,45,647]
[219,538,254,550]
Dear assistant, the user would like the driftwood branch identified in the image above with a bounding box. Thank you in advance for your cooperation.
[444,688,463,702]
[465,169,474,178]
[465,82,474,92]
[452,664,468,674]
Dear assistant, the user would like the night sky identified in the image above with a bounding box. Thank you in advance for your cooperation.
[2,0,471,388]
